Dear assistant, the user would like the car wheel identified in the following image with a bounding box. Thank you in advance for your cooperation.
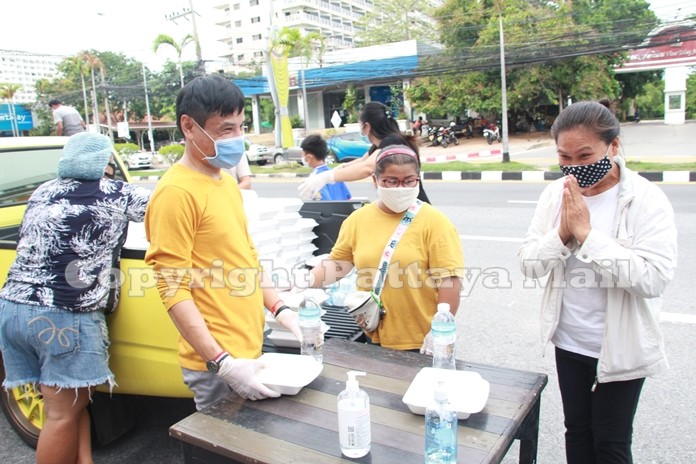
[0,359,42,448]
[325,154,336,165]
[274,153,285,164]
[256,160,268,166]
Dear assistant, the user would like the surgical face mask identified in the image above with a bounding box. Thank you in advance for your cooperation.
[559,146,613,188]
[301,155,310,167]
[377,186,419,213]
[192,120,245,169]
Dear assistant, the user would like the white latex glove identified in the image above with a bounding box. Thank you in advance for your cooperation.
[298,170,335,200]
[217,357,280,401]
[274,308,303,342]
[420,331,433,355]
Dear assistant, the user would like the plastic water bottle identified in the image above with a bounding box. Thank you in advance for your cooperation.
[425,380,458,463]
[299,297,323,363]
[431,303,456,370]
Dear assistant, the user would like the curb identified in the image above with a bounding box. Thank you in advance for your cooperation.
[422,149,502,163]
[132,171,696,183]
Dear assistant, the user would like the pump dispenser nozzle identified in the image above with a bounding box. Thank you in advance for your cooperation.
[346,371,366,394]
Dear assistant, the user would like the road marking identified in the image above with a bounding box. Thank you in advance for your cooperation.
[507,200,538,204]
[460,235,525,243]
[660,312,696,325]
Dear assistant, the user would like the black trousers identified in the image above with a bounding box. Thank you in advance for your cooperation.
[555,347,645,464]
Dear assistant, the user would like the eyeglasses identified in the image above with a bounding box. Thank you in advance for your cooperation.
[379,177,420,188]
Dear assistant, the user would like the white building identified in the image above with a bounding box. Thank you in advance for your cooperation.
[0,50,63,103]
[213,0,374,71]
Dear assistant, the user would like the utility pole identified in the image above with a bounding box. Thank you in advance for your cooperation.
[499,15,510,163]
[100,66,114,141]
[166,0,203,73]
[142,63,156,156]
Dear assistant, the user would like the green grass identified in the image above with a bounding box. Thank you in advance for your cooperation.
[420,161,538,172]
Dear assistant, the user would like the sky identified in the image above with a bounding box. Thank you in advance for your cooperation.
[2,0,695,71]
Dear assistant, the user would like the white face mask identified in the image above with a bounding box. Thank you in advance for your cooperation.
[377,186,419,213]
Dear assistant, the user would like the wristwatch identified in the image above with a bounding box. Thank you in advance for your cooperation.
[206,352,229,373]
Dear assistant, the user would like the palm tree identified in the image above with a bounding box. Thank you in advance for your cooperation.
[0,83,23,137]
[276,28,326,129]
[153,33,194,88]
[79,51,103,128]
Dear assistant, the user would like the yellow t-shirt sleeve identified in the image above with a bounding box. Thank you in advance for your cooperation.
[144,184,199,310]
[427,215,465,281]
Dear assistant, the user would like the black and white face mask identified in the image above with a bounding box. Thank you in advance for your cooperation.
[559,148,613,188]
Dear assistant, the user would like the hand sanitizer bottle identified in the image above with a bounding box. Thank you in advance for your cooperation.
[337,371,371,458]
[425,380,458,463]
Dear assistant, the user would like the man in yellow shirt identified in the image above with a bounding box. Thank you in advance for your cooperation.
[145,75,301,409]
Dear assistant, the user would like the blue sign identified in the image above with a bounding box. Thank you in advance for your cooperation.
[0,104,34,132]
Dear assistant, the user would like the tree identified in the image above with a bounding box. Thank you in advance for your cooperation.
[0,83,23,136]
[408,0,658,140]
[687,71,696,119]
[153,33,194,88]
[356,0,439,45]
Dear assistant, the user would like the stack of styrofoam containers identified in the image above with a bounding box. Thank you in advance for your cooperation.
[241,190,319,286]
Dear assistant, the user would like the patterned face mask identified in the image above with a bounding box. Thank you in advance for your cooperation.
[559,147,613,188]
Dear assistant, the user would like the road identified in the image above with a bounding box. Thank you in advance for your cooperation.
[1,180,695,463]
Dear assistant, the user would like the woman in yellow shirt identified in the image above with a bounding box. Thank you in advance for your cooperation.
[305,144,464,350]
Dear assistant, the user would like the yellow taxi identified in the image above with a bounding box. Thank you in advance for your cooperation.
[0,136,189,447]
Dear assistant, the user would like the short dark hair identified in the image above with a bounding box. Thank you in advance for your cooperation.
[48,99,61,107]
[175,74,245,133]
[550,101,620,145]
[300,134,327,161]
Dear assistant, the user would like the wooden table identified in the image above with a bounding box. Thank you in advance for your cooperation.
[170,339,548,464]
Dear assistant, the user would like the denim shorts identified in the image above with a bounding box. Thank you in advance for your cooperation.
[0,298,115,391]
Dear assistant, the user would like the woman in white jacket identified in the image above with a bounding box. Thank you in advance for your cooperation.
[518,101,677,464]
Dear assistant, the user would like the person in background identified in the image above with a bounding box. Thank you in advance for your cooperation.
[144,75,301,411]
[518,100,677,463]
[302,143,463,351]
[0,132,150,464]
[225,151,252,189]
[298,101,430,204]
[300,134,351,201]
[412,116,425,136]
[49,98,86,136]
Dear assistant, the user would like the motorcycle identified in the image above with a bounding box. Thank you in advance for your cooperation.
[442,123,459,148]
[483,123,502,145]
[428,126,446,147]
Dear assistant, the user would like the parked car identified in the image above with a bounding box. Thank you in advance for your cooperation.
[0,136,190,447]
[272,145,305,165]
[244,139,272,166]
[327,132,371,163]
[121,150,153,170]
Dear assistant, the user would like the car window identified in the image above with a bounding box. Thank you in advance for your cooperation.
[340,132,364,141]
[0,146,126,205]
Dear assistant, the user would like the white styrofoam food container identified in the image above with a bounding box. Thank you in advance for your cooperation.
[264,310,326,332]
[266,321,330,348]
[402,367,490,419]
[257,353,323,395]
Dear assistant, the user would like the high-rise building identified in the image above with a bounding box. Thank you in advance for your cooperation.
[0,50,63,103]
[213,0,373,70]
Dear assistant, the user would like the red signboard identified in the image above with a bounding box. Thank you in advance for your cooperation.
[621,22,696,71]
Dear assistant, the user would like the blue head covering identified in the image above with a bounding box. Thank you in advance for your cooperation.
[57,132,112,180]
